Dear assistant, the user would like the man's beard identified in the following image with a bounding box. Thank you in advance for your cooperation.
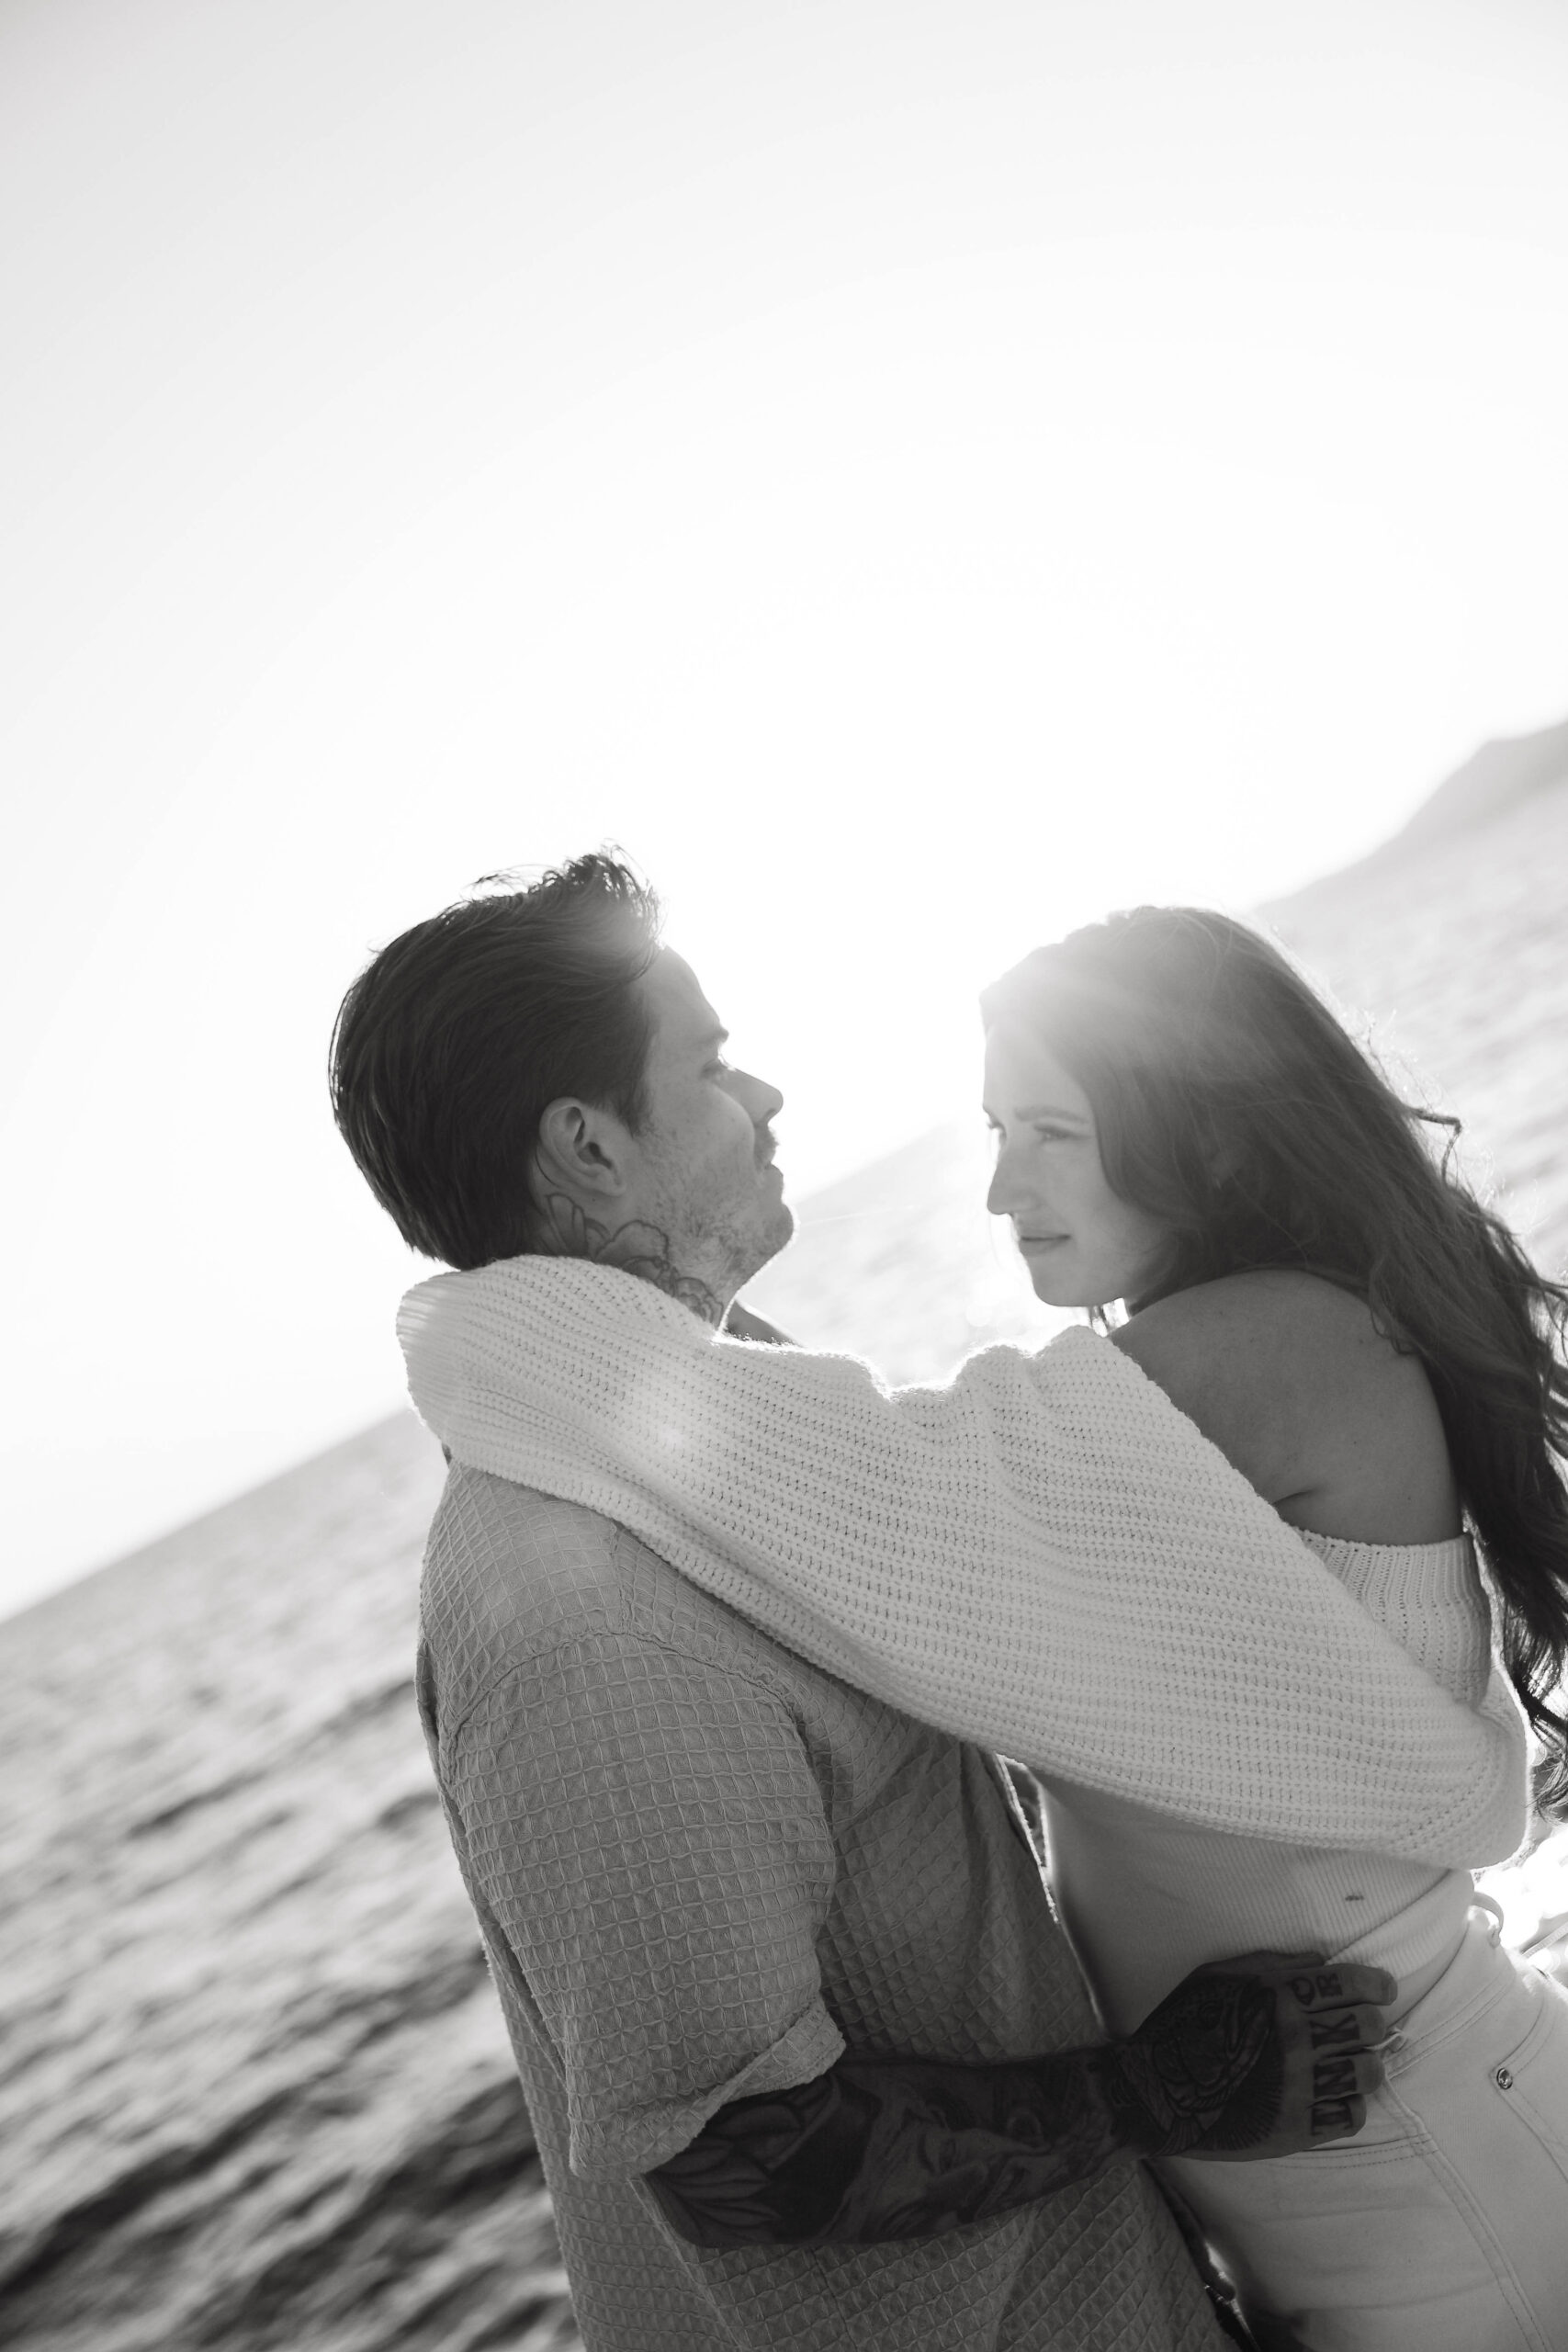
[710,1189,795,1295]
[665,1170,794,1299]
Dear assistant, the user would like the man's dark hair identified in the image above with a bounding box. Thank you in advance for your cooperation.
[329,852,661,1270]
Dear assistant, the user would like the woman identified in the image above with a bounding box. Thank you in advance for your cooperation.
[401,908,1568,2348]
[978,907,1568,2349]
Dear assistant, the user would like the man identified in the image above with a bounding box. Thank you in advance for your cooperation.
[330,854,1393,2351]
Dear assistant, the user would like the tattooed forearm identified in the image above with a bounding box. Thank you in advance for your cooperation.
[646,2048,1121,2248]
[536,1194,725,1325]
[645,1953,1396,2248]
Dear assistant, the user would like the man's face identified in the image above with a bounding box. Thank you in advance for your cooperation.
[622,949,794,1300]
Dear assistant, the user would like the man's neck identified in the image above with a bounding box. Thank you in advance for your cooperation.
[535,1193,729,1327]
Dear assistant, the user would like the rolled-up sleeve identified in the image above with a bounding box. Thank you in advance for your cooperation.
[445,1629,847,2181]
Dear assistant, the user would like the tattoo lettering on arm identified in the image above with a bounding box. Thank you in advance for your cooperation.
[536,1194,725,1326]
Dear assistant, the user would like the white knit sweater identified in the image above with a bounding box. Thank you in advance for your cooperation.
[1043,1527,1493,2032]
[398,1257,1528,1867]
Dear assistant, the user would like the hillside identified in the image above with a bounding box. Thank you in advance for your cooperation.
[5,718,1567,2350]
[1259,756,1568,1281]
[1358,712,1568,859]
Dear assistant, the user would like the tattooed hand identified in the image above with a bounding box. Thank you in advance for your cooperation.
[1103,1951,1398,2162]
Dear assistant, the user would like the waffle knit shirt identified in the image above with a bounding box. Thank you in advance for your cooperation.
[416,1465,1226,2352]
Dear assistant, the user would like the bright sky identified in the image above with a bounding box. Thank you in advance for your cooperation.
[4,0,1567,1617]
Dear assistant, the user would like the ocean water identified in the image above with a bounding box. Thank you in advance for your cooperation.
[0,1416,579,2352]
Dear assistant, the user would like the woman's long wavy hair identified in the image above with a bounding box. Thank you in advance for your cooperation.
[982,905,1568,1811]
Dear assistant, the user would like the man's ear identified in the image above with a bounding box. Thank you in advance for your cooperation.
[532,1097,632,1209]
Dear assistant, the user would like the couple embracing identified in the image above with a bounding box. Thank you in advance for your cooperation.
[331,853,1568,2352]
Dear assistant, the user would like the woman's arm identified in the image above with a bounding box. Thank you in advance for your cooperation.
[400,1256,1526,1863]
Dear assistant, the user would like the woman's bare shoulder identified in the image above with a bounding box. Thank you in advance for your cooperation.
[1117,1265,1384,1342]
[1111,1268,1378,1389]
[1111,1272,1458,1535]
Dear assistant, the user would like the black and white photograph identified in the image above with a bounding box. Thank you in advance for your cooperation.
[5,5,1568,2347]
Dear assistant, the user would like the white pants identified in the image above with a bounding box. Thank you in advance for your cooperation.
[1160,1909,1568,2352]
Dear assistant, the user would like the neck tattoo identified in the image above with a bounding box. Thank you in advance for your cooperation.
[537,1194,725,1327]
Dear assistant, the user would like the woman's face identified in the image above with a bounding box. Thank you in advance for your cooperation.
[983,1021,1173,1311]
